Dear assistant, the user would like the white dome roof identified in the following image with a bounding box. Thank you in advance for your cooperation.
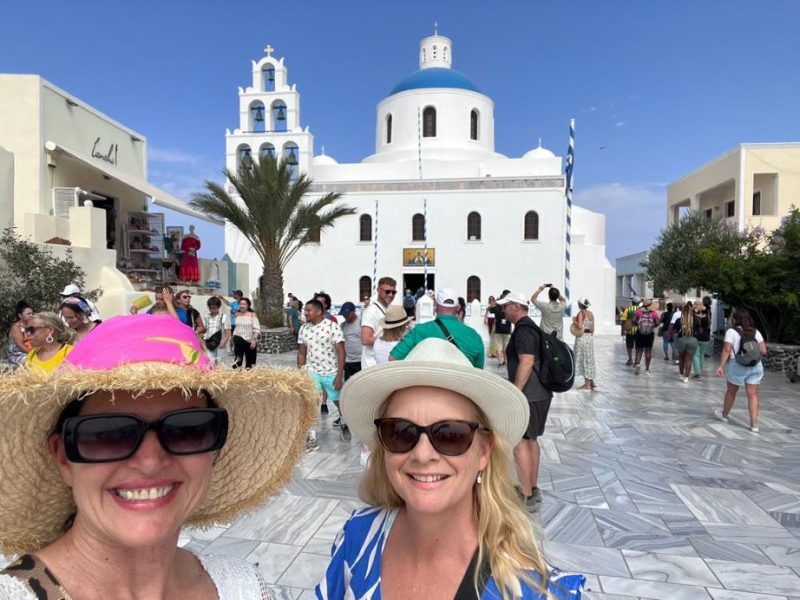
[312,151,338,166]
[523,143,556,159]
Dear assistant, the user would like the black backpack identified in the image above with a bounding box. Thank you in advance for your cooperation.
[734,328,761,367]
[518,320,575,393]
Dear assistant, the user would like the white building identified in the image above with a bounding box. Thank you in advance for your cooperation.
[224,34,617,333]
[0,75,246,316]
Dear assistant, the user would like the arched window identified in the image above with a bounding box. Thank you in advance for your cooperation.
[359,214,372,242]
[412,213,425,241]
[423,107,437,137]
[237,144,253,170]
[524,211,540,240]
[386,114,393,144]
[283,142,299,179]
[470,109,479,141]
[359,276,372,300]
[250,101,265,133]
[259,143,276,162]
[467,276,481,303]
[467,211,481,240]
[262,66,275,92]
[272,100,287,132]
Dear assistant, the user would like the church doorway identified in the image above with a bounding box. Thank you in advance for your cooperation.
[403,273,434,296]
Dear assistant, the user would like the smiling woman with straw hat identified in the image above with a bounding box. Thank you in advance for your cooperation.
[316,338,585,599]
[0,314,316,599]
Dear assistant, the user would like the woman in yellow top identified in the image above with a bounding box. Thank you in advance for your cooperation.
[24,312,75,373]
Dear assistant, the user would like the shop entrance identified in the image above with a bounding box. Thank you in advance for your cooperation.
[87,193,117,250]
[403,273,434,296]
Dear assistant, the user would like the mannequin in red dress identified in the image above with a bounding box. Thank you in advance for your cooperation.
[179,225,201,282]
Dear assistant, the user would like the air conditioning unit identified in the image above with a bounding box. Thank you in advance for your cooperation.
[52,187,80,219]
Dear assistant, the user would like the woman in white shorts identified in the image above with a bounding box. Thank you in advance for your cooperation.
[714,308,767,432]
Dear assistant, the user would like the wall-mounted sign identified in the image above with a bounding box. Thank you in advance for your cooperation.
[92,137,119,165]
[403,248,435,267]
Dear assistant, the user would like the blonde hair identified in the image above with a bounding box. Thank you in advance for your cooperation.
[380,323,409,343]
[33,312,76,345]
[680,304,694,337]
[360,396,552,600]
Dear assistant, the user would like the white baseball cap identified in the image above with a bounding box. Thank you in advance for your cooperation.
[60,284,81,296]
[434,288,459,307]
[495,291,529,307]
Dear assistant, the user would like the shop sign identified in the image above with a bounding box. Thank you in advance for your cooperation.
[92,137,119,165]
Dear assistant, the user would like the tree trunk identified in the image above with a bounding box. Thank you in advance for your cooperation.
[261,259,285,328]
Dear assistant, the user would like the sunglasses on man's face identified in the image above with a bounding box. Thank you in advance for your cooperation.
[380,289,397,296]
[374,418,489,456]
[62,408,228,463]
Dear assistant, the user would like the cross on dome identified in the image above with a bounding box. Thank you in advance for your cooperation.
[264,44,274,57]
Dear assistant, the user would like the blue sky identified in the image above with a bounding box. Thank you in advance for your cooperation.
[2,1,799,263]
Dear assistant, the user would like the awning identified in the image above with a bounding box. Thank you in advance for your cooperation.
[44,141,223,225]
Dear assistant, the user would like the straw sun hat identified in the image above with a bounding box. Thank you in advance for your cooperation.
[378,305,414,330]
[0,315,317,555]
[340,338,529,449]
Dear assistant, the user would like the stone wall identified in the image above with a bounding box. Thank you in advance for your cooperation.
[713,334,800,374]
[257,327,296,354]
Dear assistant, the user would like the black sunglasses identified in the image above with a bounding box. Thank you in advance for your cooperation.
[374,418,489,456]
[63,408,228,463]
[23,326,48,335]
[380,289,397,295]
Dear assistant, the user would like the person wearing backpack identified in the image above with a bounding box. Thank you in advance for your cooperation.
[572,298,597,390]
[632,299,659,375]
[497,292,553,512]
[691,303,712,377]
[714,308,767,432]
[621,297,641,366]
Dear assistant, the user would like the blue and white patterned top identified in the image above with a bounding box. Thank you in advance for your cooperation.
[316,506,585,600]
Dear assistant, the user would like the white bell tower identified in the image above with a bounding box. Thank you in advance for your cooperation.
[419,23,452,69]
[225,45,313,179]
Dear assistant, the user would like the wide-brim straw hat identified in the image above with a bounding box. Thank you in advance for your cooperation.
[0,314,317,555]
[340,338,529,449]
[379,305,414,330]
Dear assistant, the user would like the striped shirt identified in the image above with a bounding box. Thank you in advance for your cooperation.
[231,312,260,342]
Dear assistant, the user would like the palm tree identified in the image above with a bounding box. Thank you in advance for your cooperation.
[190,156,355,327]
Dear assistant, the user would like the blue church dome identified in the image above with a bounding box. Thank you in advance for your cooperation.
[389,68,480,96]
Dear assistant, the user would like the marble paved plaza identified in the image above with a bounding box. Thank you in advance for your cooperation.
[91,335,800,598]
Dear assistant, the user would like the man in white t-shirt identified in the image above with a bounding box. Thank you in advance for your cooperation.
[361,276,397,369]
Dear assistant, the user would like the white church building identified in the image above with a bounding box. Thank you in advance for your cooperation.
[224,32,616,333]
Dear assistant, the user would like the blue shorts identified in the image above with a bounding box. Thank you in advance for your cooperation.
[310,370,340,401]
[726,360,764,386]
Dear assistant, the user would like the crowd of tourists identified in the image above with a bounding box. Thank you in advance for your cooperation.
[619,296,767,432]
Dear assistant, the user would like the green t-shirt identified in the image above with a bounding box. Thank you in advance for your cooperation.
[390,315,485,368]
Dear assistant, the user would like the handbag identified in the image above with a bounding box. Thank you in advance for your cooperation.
[570,321,584,338]
[205,330,222,351]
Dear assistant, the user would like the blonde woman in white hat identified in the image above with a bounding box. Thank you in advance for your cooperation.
[572,298,597,391]
[373,305,414,364]
[0,314,316,599]
[316,338,585,600]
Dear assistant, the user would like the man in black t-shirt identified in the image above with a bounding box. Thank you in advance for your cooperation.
[497,292,553,513]
[489,302,512,366]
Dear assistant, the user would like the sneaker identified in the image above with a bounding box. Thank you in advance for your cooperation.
[693,374,701,379]
[664,356,669,361]
[634,364,640,376]
[750,423,759,433]
[682,376,689,383]
[530,487,543,504]
[305,437,320,452]
[332,417,341,428]
[320,404,329,415]
[524,495,540,513]
[340,424,352,442]
[713,409,729,423]
[645,369,651,376]
[626,359,633,366]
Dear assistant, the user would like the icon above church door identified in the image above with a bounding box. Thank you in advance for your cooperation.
[403,248,435,267]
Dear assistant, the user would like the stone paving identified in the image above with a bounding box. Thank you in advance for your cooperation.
[177,335,800,599]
